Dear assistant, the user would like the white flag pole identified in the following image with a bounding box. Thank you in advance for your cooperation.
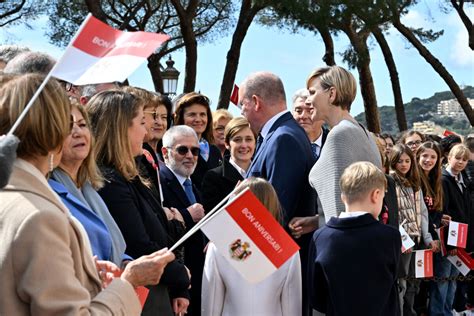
[7,13,93,137]
[169,187,249,252]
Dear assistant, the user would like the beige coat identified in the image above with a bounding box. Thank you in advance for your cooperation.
[0,160,141,315]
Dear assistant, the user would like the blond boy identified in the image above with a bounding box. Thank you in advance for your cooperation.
[310,162,401,316]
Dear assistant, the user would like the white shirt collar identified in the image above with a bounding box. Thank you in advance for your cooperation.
[260,110,288,139]
[338,211,369,218]
[166,165,190,190]
[314,128,323,147]
[229,158,247,178]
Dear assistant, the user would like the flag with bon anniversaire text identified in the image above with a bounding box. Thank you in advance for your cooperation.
[201,190,299,283]
[51,14,169,85]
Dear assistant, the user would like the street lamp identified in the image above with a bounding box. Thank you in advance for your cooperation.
[161,56,180,97]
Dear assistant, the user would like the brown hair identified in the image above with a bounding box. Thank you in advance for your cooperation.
[398,130,425,145]
[0,74,70,158]
[121,86,165,111]
[389,144,420,190]
[235,177,283,225]
[224,117,255,145]
[340,161,387,204]
[87,90,143,181]
[416,142,443,211]
[306,66,357,111]
[174,92,214,143]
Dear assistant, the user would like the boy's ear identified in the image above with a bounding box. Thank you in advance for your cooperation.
[340,193,348,205]
[370,188,383,204]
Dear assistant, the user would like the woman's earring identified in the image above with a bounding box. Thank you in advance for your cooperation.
[49,154,54,172]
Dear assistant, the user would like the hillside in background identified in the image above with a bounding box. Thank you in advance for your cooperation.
[355,86,474,136]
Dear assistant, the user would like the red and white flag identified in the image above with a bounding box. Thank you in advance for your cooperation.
[415,250,433,278]
[435,227,448,256]
[201,190,300,283]
[447,221,468,248]
[230,84,240,108]
[447,248,474,276]
[399,225,415,253]
[51,14,169,85]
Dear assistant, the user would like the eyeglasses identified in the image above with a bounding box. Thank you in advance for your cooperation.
[169,146,200,156]
[144,110,165,121]
[406,140,422,147]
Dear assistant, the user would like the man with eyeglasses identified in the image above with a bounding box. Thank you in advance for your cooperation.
[159,125,206,316]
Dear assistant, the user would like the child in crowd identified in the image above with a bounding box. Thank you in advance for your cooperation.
[433,144,472,315]
[389,144,435,316]
[416,142,444,315]
[309,161,401,315]
[202,177,302,316]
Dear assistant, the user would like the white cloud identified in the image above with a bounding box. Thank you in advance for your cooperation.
[401,10,433,29]
[450,27,474,67]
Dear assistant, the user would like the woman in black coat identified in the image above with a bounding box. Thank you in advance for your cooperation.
[201,117,256,212]
[88,90,190,316]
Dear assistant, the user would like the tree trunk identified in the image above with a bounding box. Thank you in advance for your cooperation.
[148,53,165,93]
[450,0,474,50]
[217,0,264,109]
[372,27,407,131]
[393,19,474,125]
[170,0,198,93]
[84,0,108,22]
[345,28,381,133]
[319,26,336,66]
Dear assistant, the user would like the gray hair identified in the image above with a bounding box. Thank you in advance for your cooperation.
[241,71,286,106]
[3,51,55,75]
[292,88,309,105]
[162,125,198,148]
[0,45,30,63]
[81,82,119,100]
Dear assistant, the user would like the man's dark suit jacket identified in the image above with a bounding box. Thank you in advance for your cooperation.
[247,111,316,225]
[159,165,205,316]
[201,159,244,212]
[191,144,222,191]
[309,213,401,316]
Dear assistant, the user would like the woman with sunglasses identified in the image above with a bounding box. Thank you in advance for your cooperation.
[88,90,191,316]
[174,92,222,191]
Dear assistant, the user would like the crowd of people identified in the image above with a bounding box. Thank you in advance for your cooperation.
[0,44,473,316]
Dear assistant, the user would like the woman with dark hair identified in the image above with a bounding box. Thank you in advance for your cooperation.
[399,130,425,155]
[174,92,222,190]
[88,90,190,316]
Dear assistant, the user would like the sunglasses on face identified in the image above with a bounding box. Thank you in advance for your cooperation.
[170,145,200,156]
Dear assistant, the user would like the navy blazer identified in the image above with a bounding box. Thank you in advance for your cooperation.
[247,111,316,225]
[201,159,243,212]
[159,164,206,316]
[48,179,114,262]
[310,213,401,315]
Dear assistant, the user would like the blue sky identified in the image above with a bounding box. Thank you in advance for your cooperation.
[1,1,473,119]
